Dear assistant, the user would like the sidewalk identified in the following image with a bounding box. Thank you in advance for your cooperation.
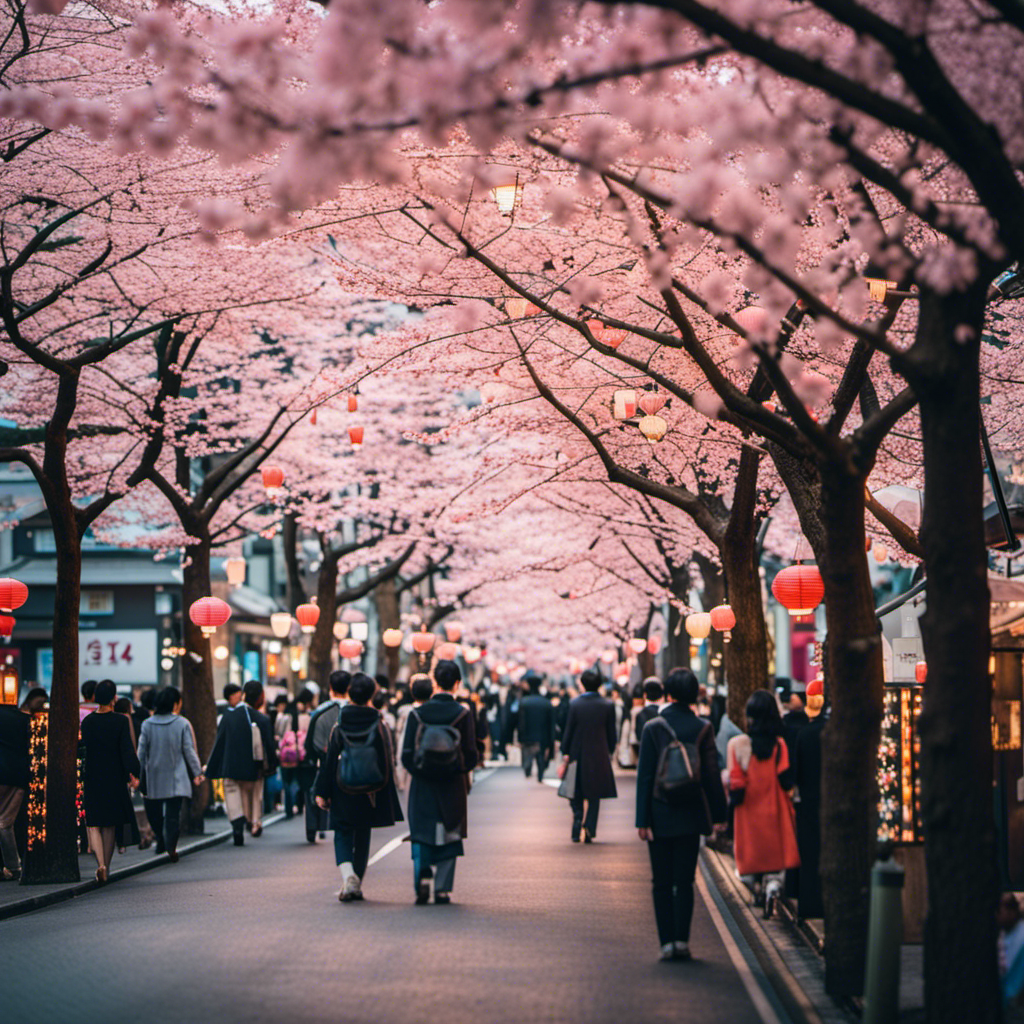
[0,811,285,921]
[702,845,926,1023]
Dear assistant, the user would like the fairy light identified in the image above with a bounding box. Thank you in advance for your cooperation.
[876,686,923,843]
[27,709,48,851]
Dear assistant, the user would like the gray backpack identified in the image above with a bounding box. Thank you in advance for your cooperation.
[650,718,709,805]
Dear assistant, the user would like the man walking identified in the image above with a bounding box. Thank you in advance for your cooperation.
[401,659,477,904]
[633,678,664,743]
[517,672,555,782]
[303,670,350,842]
[559,669,617,843]
[206,681,275,845]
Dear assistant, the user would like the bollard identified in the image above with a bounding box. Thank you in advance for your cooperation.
[863,844,905,1024]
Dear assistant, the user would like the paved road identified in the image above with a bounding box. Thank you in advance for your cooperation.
[2,769,772,1024]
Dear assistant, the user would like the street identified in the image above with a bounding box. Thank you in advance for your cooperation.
[2,769,772,1024]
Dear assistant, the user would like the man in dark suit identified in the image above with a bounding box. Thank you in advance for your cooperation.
[518,672,555,782]
[635,666,727,960]
[633,678,664,744]
[559,669,617,843]
[206,680,276,846]
[401,660,478,905]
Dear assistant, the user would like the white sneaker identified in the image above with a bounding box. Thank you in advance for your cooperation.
[660,943,675,961]
[674,942,691,961]
[339,874,361,902]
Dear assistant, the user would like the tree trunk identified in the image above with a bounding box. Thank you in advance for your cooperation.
[181,530,217,833]
[817,464,883,1000]
[308,555,339,690]
[21,499,82,883]
[375,576,401,683]
[912,292,1000,1024]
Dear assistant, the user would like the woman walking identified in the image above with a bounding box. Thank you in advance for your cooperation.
[315,673,403,902]
[275,688,315,820]
[80,679,140,883]
[726,689,800,910]
[137,686,204,862]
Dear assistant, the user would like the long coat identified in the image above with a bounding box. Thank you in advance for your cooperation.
[0,706,29,789]
[517,694,555,751]
[635,704,727,838]
[401,693,477,847]
[314,704,403,829]
[206,703,275,782]
[560,692,617,801]
[138,714,202,800]
[80,711,140,828]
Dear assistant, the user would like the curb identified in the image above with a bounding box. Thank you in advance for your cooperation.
[0,811,287,922]
[702,846,852,1024]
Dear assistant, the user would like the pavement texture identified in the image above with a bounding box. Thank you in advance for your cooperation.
[1,768,771,1024]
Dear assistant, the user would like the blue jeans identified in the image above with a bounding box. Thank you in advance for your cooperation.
[333,826,371,877]
[411,842,457,893]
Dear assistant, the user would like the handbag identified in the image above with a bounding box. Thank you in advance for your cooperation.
[557,760,577,799]
[244,706,265,766]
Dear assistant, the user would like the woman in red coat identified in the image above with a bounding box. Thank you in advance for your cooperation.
[727,690,800,898]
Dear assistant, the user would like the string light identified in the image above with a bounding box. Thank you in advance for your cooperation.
[876,687,923,843]
[27,709,48,851]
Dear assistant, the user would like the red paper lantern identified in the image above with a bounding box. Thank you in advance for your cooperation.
[412,629,436,655]
[0,578,28,613]
[296,603,320,634]
[710,604,737,642]
[771,565,825,615]
[915,661,928,684]
[0,614,14,641]
[348,426,364,449]
[806,678,824,698]
[436,642,459,661]
[338,638,363,660]
[261,465,284,492]
[189,596,232,638]
[348,395,358,413]
[647,635,662,656]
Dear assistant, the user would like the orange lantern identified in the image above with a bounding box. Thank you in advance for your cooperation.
[310,409,318,426]
[382,628,404,648]
[338,638,363,660]
[444,621,463,643]
[915,661,928,684]
[296,603,320,634]
[0,578,28,613]
[437,642,459,661]
[0,614,14,641]
[189,596,232,638]
[647,635,662,656]
[771,565,825,616]
[411,628,436,655]
[710,604,736,642]
[261,465,284,493]
[506,297,539,319]
[348,426,364,449]
[348,395,358,413]
[638,393,667,416]
[602,329,627,349]
[873,543,888,563]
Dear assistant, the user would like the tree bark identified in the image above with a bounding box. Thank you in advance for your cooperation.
[911,291,1000,1024]
[307,553,339,690]
[181,529,216,833]
[375,576,401,683]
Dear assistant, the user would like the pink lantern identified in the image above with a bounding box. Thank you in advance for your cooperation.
[189,597,232,639]
[338,638,363,659]
[628,638,647,655]
[411,629,436,655]
[0,577,29,613]
[732,305,770,336]
[437,642,459,661]
[638,393,666,416]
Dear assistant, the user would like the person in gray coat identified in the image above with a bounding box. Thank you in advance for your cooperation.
[138,687,204,861]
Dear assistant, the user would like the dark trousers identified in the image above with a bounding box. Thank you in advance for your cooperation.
[522,743,549,780]
[489,720,505,758]
[647,833,702,945]
[569,796,600,838]
[333,826,371,878]
[143,797,183,854]
[412,842,457,893]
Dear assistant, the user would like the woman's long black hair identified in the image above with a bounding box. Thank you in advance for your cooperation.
[745,689,784,760]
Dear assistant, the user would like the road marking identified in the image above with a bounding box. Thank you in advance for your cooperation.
[696,861,789,1024]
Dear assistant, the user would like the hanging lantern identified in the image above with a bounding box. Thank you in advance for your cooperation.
[333,622,348,641]
[444,621,464,643]
[270,612,294,639]
[732,305,770,336]
[412,628,436,655]
[602,329,627,349]
[350,620,369,642]
[771,564,825,616]
[628,638,647,655]
[463,645,482,664]
[0,614,14,641]
[225,557,246,587]
[505,297,539,319]
[295,603,320,634]
[806,677,824,713]
[338,638,363,660]
[865,536,873,553]
[763,401,777,414]
[685,612,712,640]
[261,466,284,495]
[348,395,358,413]
[866,277,897,302]
[612,389,637,421]
[189,597,232,639]
[873,543,888,563]
[491,179,522,215]
[348,426,364,449]
[310,409,318,426]
[647,635,662,656]
[638,414,668,443]
[709,604,736,642]
[382,628,404,648]
[437,642,459,661]
[638,392,666,416]
[600,649,616,664]
[915,661,928,684]
[0,664,17,705]
[0,578,28,613]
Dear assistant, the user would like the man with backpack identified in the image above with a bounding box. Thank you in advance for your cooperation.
[401,659,478,905]
[302,671,350,843]
[635,667,727,961]
[314,673,402,902]
[517,671,555,782]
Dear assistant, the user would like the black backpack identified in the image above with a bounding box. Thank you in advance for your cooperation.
[412,707,468,780]
[336,724,387,795]
[651,718,709,806]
